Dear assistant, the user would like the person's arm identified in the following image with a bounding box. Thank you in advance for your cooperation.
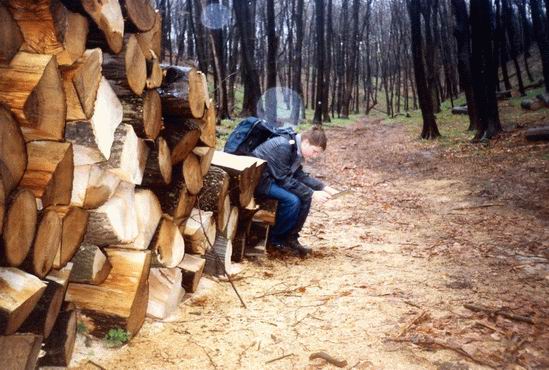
[294,167,325,191]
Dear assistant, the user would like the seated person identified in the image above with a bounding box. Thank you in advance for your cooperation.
[252,126,338,256]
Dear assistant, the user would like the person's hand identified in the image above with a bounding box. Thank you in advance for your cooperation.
[323,186,339,196]
[313,190,331,203]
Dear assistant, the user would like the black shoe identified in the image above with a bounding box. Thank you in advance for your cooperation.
[267,241,300,256]
[285,238,312,257]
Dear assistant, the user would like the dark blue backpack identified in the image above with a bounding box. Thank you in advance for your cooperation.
[224,117,296,156]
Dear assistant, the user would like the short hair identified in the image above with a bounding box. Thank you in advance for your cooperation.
[301,125,327,150]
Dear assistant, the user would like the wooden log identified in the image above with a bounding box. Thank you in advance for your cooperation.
[83,164,121,209]
[146,52,163,88]
[0,105,27,194]
[163,119,201,165]
[196,166,230,231]
[66,249,150,337]
[151,177,194,225]
[159,65,206,119]
[119,89,162,140]
[64,0,124,54]
[8,0,88,66]
[70,165,90,207]
[0,333,42,370]
[0,5,23,65]
[84,181,138,245]
[102,33,146,96]
[146,267,184,320]
[101,124,149,184]
[177,253,204,293]
[0,267,47,335]
[212,152,266,208]
[204,235,232,276]
[61,48,102,120]
[136,12,161,61]
[119,188,162,250]
[181,208,216,255]
[141,136,172,187]
[198,100,216,148]
[69,244,111,285]
[222,206,239,241]
[451,106,468,115]
[150,216,185,268]
[521,98,544,111]
[49,206,89,269]
[19,263,72,338]
[1,189,37,267]
[0,176,4,237]
[65,77,122,165]
[526,126,549,141]
[38,302,76,367]
[183,152,204,195]
[121,0,156,32]
[19,141,73,208]
[253,197,277,225]
[0,52,65,142]
[23,209,62,279]
[193,146,215,176]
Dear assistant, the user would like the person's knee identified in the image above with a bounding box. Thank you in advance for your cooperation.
[286,194,301,211]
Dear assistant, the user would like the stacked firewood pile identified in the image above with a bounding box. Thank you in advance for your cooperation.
[0,0,273,368]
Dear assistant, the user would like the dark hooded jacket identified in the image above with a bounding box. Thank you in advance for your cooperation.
[252,135,325,200]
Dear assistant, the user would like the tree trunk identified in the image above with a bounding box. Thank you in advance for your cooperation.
[159,65,207,119]
[313,0,325,124]
[530,0,549,92]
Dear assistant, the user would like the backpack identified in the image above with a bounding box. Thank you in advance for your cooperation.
[224,117,296,156]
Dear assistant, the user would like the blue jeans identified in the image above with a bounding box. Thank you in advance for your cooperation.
[265,182,312,244]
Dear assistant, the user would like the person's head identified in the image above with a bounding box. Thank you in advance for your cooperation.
[300,126,327,160]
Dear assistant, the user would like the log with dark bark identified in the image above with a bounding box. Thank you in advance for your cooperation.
[526,126,549,141]
[121,0,156,32]
[8,0,88,66]
[159,65,207,119]
[151,178,194,225]
[19,141,73,208]
[69,244,111,285]
[0,5,23,65]
[147,267,184,320]
[119,89,162,140]
[66,249,150,337]
[163,119,201,165]
[177,253,205,293]
[193,146,215,176]
[1,189,37,267]
[84,181,138,245]
[451,106,468,115]
[38,302,76,367]
[204,235,232,276]
[0,333,42,370]
[0,52,66,142]
[141,136,172,187]
[50,206,89,269]
[23,209,62,279]
[0,267,47,335]
[19,263,72,338]
[101,123,149,184]
[0,105,27,195]
[197,166,230,231]
[102,33,146,96]
[181,208,216,255]
[150,216,185,268]
[182,152,204,195]
[65,77,122,165]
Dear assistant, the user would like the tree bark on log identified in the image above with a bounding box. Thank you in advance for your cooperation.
[141,136,172,187]
[8,0,88,66]
[183,152,203,195]
[0,267,47,335]
[526,126,549,141]
[146,267,184,320]
[159,65,206,119]
[66,248,150,337]
[19,141,73,208]
[150,178,193,225]
[65,77,122,165]
[22,209,62,279]
[38,302,76,367]
[0,333,42,370]
[163,119,201,165]
[101,123,149,184]
[102,33,146,96]
[0,105,27,195]
[69,244,111,285]
[0,5,23,65]
[19,263,72,338]
[150,216,185,268]
[121,0,156,32]
[181,208,216,255]
[1,189,37,267]
[178,253,205,293]
[204,235,232,276]
[49,206,88,269]
[197,166,230,231]
[193,146,215,176]
[0,52,66,142]
[84,181,138,245]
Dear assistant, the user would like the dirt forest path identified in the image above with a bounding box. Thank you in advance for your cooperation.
[74,118,549,370]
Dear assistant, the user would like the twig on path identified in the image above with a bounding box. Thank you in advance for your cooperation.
[396,310,429,338]
[265,353,295,364]
[254,284,313,299]
[189,339,218,369]
[85,360,107,370]
[309,352,348,368]
[450,203,505,211]
[403,300,422,309]
[464,303,535,324]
